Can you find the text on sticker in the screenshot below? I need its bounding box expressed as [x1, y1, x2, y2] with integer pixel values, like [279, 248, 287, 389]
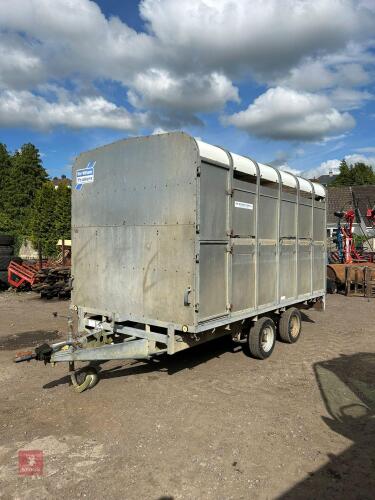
[234, 201, 253, 210]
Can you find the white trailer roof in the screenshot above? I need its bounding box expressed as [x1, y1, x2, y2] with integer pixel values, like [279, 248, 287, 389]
[195, 139, 325, 198]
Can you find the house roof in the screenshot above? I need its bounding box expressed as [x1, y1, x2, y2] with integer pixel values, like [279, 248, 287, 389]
[326, 185, 375, 224]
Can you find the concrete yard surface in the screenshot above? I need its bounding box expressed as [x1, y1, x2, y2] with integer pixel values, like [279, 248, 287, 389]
[0, 291, 374, 499]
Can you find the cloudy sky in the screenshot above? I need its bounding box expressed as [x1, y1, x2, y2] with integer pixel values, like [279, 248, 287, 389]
[0, 0, 374, 178]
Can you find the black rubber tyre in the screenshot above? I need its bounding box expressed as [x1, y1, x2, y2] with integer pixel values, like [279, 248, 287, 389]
[279, 307, 302, 344]
[245, 317, 276, 360]
[0, 271, 8, 284]
[0, 235, 14, 246]
[71, 367, 99, 393]
[0, 246, 13, 255]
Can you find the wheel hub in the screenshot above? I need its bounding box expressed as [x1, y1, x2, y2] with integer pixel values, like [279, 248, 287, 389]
[261, 326, 274, 352]
[289, 316, 301, 338]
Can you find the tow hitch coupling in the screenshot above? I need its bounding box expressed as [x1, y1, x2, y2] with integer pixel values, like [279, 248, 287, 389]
[14, 343, 53, 364]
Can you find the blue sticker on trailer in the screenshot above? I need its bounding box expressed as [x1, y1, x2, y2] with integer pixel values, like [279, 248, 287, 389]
[75, 161, 96, 190]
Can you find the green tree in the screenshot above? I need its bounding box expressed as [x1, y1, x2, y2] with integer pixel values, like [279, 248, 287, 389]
[0, 143, 12, 206]
[29, 182, 58, 257]
[0, 143, 12, 234]
[332, 159, 351, 186]
[29, 181, 71, 258]
[0, 211, 12, 234]
[55, 182, 71, 240]
[0, 141, 72, 256]
[349, 162, 375, 185]
[332, 159, 375, 186]
[2, 143, 48, 239]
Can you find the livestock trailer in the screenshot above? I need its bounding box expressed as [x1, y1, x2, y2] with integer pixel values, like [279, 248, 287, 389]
[16, 132, 326, 391]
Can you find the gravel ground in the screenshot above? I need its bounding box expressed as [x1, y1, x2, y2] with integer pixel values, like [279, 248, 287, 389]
[0, 291, 374, 499]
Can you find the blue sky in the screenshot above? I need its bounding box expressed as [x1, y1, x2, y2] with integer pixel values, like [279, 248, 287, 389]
[0, 0, 374, 179]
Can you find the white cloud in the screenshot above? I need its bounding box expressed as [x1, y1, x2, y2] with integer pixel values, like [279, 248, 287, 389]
[276, 61, 336, 92]
[0, 0, 374, 131]
[345, 153, 375, 166]
[330, 87, 374, 110]
[0, 34, 45, 89]
[274, 45, 375, 113]
[334, 62, 372, 88]
[276, 59, 372, 92]
[360, 0, 375, 11]
[0, 89, 148, 131]
[303, 159, 341, 179]
[128, 70, 239, 113]
[0, 0, 158, 85]
[140, 0, 375, 78]
[271, 164, 302, 176]
[223, 87, 355, 141]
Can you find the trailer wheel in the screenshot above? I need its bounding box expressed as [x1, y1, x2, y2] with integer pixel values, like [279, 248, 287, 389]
[70, 367, 99, 393]
[245, 317, 276, 359]
[279, 308, 301, 344]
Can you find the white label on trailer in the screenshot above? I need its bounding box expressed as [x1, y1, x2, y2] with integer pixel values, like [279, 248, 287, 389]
[234, 201, 253, 210]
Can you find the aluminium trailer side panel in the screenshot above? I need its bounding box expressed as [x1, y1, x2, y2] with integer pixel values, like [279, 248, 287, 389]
[71, 133, 198, 327]
[280, 194, 297, 300]
[198, 160, 230, 321]
[196, 153, 326, 328]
